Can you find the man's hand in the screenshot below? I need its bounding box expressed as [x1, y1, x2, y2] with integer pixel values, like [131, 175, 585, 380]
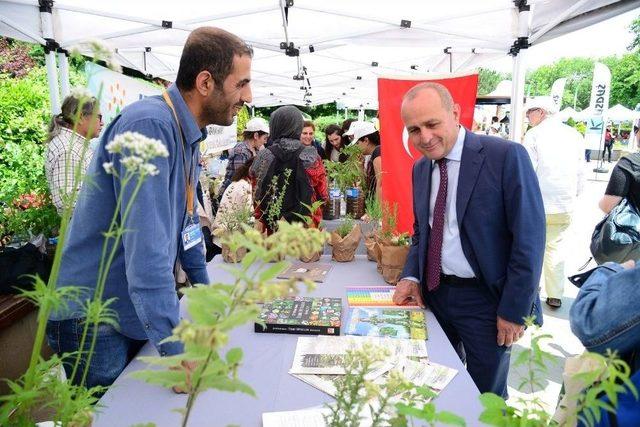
[393, 279, 425, 308]
[496, 316, 525, 347]
[171, 360, 198, 394]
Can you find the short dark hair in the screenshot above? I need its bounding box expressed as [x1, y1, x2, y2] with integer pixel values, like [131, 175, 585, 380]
[176, 27, 253, 91]
[232, 157, 254, 182]
[303, 120, 315, 131]
[242, 130, 268, 141]
[362, 131, 380, 146]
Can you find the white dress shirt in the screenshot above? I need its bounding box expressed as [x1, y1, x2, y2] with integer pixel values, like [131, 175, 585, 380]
[522, 117, 585, 214]
[404, 126, 475, 283]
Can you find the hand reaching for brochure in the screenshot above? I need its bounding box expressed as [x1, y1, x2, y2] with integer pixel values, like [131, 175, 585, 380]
[393, 279, 425, 308]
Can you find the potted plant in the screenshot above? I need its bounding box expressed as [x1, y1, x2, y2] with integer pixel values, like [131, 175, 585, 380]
[331, 214, 362, 262]
[340, 144, 366, 219]
[294, 200, 326, 263]
[322, 161, 343, 220]
[213, 204, 254, 263]
[376, 203, 411, 284]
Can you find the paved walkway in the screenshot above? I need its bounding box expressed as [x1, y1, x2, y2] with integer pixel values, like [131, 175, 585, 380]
[507, 160, 614, 415]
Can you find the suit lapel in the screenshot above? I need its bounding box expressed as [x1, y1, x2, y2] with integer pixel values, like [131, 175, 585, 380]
[456, 131, 485, 224]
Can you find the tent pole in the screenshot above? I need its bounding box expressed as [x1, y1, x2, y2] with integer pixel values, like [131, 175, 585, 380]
[508, 2, 530, 142]
[509, 51, 527, 142]
[45, 50, 61, 115]
[57, 50, 71, 99]
[40, 0, 61, 115]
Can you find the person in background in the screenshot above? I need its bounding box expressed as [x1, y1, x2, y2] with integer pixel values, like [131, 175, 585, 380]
[599, 145, 640, 214]
[251, 106, 328, 231]
[217, 117, 268, 198]
[212, 158, 254, 253]
[341, 118, 355, 145]
[570, 259, 640, 425]
[300, 120, 325, 158]
[522, 96, 585, 309]
[352, 122, 381, 202]
[603, 127, 614, 163]
[45, 91, 103, 213]
[323, 124, 348, 162]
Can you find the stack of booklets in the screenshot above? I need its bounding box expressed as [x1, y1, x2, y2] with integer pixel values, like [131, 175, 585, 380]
[287, 335, 456, 399]
[255, 296, 342, 336]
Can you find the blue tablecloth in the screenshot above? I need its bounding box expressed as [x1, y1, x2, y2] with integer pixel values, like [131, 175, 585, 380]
[95, 255, 482, 426]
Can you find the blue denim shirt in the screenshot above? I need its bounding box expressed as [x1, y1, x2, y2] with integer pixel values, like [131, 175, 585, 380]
[570, 262, 640, 357]
[51, 84, 209, 356]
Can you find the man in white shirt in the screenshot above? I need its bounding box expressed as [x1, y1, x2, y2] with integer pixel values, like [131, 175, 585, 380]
[522, 96, 585, 308]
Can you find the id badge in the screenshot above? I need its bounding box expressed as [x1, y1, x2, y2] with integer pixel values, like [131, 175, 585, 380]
[181, 222, 203, 251]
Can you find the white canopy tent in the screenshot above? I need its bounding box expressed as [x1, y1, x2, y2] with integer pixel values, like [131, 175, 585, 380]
[607, 103, 640, 122]
[1, 0, 639, 140]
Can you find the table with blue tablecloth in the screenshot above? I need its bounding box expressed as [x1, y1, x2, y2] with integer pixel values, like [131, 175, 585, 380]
[95, 255, 482, 426]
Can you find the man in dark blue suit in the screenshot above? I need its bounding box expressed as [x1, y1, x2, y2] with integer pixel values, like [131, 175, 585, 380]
[393, 82, 545, 397]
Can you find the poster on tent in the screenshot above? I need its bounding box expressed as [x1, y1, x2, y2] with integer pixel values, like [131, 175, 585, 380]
[202, 119, 238, 156]
[86, 62, 162, 126]
[584, 63, 611, 151]
[378, 73, 478, 235]
[86, 62, 238, 153]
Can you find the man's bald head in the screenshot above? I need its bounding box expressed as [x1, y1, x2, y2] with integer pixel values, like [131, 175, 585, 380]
[402, 82, 454, 111]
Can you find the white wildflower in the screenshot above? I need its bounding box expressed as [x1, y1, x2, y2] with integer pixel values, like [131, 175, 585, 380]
[105, 132, 168, 176]
[103, 162, 114, 175]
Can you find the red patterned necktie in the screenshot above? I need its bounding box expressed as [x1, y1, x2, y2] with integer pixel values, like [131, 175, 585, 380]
[426, 158, 448, 292]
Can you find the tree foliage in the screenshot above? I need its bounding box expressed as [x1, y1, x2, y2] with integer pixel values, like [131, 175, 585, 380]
[478, 68, 510, 96]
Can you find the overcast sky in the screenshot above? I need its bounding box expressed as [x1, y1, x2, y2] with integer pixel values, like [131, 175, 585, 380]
[487, 8, 639, 73]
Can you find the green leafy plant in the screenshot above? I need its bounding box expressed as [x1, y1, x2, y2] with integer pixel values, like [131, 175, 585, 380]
[261, 168, 292, 232]
[214, 203, 254, 235]
[323, 144, 363, 194]
[324, 344, 464, 427]
[335, 214, 356, 238]
[132, 221, 329, 427]
[478, 317, 638, 427]
[293, 200, 325, 227]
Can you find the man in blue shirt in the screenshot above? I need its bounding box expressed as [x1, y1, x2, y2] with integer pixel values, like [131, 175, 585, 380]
[47, 27, 253, 389]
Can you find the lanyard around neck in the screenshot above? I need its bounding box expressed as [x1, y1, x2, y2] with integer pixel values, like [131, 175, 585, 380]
[162, 91, 195, 218]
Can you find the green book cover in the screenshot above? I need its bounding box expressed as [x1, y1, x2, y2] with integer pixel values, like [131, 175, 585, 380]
[345, 307, 427, 340]
[255, 297, 342, 336]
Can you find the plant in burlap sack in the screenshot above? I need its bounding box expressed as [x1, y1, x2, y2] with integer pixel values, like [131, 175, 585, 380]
[214, 203, 254, 263]
[294, 200, 326, 262]
[331, 214, 362, 262]
[132, 221, 329, 427]
[374, 202, 410, 284]
[363, 195, 382, 261]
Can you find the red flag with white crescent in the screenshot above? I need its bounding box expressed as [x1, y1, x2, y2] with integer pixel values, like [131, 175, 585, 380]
[378, 74, 478, 234]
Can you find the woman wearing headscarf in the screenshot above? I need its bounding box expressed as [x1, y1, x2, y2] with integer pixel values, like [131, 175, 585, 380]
[250, 106, 328, 232]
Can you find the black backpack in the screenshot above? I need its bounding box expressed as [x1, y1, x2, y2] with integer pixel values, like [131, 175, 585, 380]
[258, 145, 313, 231]
[0, 243, 52, 294]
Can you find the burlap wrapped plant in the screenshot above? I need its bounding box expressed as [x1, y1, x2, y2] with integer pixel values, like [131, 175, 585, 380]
[364, 233, 378, 262]
[221, 243, 247, 263]
[331, 216, 361, 262]
[379, 235, 410, 284]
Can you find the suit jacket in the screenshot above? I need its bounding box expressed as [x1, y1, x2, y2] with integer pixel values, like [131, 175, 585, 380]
[401, 130, 545, 325]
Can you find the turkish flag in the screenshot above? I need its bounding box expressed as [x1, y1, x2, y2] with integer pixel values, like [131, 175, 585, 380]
[378, 74, 478, 234]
